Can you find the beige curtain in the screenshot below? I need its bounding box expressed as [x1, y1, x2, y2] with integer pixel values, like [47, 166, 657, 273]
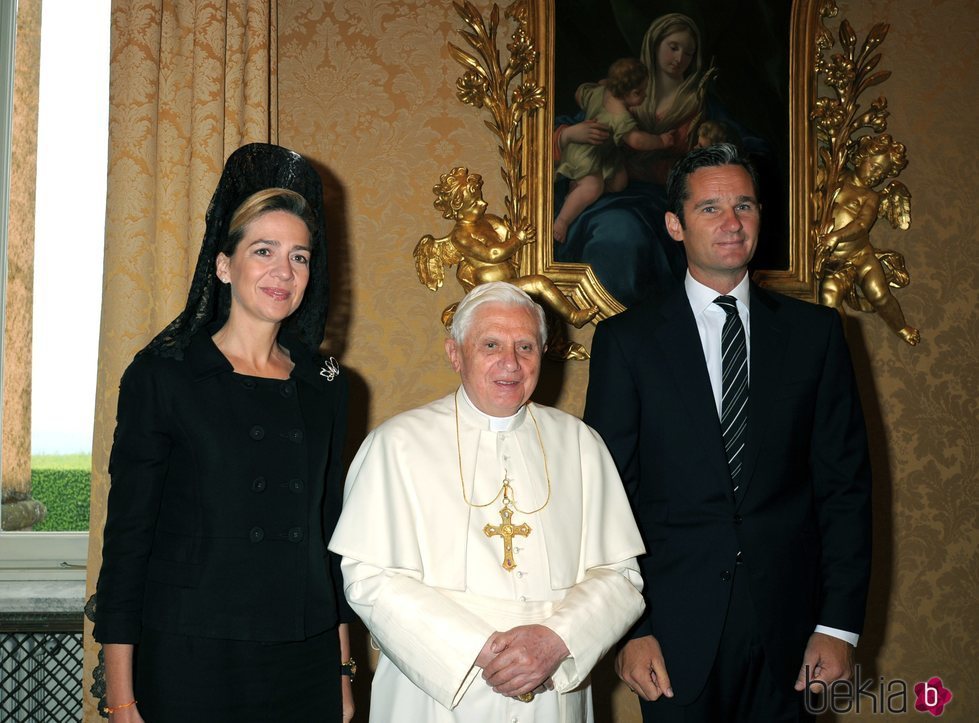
[83, 1, 277, 719]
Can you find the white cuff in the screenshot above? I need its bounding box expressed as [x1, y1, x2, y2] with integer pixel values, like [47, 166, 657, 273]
[814, 624, 859, 647]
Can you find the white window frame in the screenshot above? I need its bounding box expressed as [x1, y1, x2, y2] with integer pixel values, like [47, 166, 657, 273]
[0, 0, 89, 582]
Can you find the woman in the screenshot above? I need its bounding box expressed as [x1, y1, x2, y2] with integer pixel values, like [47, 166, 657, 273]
[553, 13, 715, 306]
[94, 143, 354, 721]
[626, 12, 714, 183]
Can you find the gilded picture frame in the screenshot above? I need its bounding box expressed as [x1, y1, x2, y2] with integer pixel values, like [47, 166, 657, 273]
[521, 0, 828, 318]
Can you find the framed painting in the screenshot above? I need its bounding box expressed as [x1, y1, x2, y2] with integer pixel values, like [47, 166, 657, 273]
[521, 0, 826, 317]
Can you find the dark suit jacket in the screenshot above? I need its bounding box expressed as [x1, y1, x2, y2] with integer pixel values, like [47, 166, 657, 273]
[584, 282, 872, 703]
[95, 330, 352, 644]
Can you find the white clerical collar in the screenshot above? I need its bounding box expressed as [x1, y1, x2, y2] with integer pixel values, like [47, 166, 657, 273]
[458, 386, 526, 431]
[684, 270, 751, 316]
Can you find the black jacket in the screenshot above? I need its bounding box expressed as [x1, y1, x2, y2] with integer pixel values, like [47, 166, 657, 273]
[585, 283, 872, 703]
[95, 330, 352, 643]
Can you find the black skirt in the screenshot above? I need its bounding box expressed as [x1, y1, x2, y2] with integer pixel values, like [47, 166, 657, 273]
[134, 627, 342, 722]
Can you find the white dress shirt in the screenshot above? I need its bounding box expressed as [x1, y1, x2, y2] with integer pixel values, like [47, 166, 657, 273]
[685, 272, 751, 417]
[683, 271, 859, 648]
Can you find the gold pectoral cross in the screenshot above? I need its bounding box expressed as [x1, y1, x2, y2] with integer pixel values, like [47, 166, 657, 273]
[483, 501, 531, 572]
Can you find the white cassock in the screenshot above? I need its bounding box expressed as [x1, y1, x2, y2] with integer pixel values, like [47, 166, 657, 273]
[329, 388, 646, 722]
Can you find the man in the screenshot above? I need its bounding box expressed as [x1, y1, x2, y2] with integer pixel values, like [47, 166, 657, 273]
[585, 144, 872, 721]
[330, 281, 646, 721]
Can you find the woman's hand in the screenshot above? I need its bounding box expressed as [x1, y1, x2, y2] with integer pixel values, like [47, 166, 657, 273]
[103, 645, 143, 722]
[106, 702, 144, 722]
[339, 624, 355, 721]
[342, 675, 355, 721]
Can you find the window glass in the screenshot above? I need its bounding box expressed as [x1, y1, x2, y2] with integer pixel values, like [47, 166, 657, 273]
[27, 0, 111, 533]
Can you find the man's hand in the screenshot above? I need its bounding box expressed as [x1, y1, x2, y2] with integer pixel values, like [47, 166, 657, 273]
[794, 632, 854, 692]
[476, 632, 502, 669]
[480, 625, 570, 698]
[615, 635, 674, 702]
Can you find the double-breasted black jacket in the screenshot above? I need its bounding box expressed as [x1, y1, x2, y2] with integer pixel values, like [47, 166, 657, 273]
[95, 330, 352, 644]
[584, 283, 872, 703]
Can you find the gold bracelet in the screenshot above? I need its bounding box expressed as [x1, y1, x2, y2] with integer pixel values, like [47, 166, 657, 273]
[103, 699, 137, 715]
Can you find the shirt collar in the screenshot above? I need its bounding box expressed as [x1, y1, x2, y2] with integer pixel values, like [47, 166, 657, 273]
[684, 270, 751, 315]
[458, 386, 527, 431]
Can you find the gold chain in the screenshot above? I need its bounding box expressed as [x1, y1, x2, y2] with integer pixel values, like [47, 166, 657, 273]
[454, 390, 552, 514]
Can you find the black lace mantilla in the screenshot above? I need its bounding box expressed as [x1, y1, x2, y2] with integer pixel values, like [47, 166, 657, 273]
[139, 143, 331, 360]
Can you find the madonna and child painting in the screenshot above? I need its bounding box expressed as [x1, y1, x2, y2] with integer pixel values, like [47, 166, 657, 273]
[552, 2, 790, 307]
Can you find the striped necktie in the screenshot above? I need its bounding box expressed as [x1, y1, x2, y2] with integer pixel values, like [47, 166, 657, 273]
[714, 295, 748, 495]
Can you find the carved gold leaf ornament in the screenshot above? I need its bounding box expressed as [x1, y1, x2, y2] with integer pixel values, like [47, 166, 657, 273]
[811, 7, 920, 346]
[413, 1, 596, 358]
[447, 0, 542, 229]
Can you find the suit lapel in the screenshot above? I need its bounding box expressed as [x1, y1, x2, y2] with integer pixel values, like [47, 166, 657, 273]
[737, 284, 786, 507]
[654, 288, 731, 494]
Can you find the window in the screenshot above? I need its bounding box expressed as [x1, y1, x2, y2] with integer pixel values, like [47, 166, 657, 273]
[1, 0, 111, 580]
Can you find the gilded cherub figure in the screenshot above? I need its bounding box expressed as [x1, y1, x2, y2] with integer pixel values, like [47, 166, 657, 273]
[815, 133, 919, 345]
[414, 166, 599, 327]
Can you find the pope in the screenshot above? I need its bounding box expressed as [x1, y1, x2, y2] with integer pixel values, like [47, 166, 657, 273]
[330, 281, 645, 722]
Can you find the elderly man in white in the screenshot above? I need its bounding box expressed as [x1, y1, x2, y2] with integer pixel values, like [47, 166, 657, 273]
[329, 282, 645, 722]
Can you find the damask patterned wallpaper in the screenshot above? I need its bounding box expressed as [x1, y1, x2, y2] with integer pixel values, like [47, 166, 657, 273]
[830, 3, 978, 721]
[278, 1, 977, 720]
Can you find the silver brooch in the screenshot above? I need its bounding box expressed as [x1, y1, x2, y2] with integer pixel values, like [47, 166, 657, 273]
[320, 356, 340, 381]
